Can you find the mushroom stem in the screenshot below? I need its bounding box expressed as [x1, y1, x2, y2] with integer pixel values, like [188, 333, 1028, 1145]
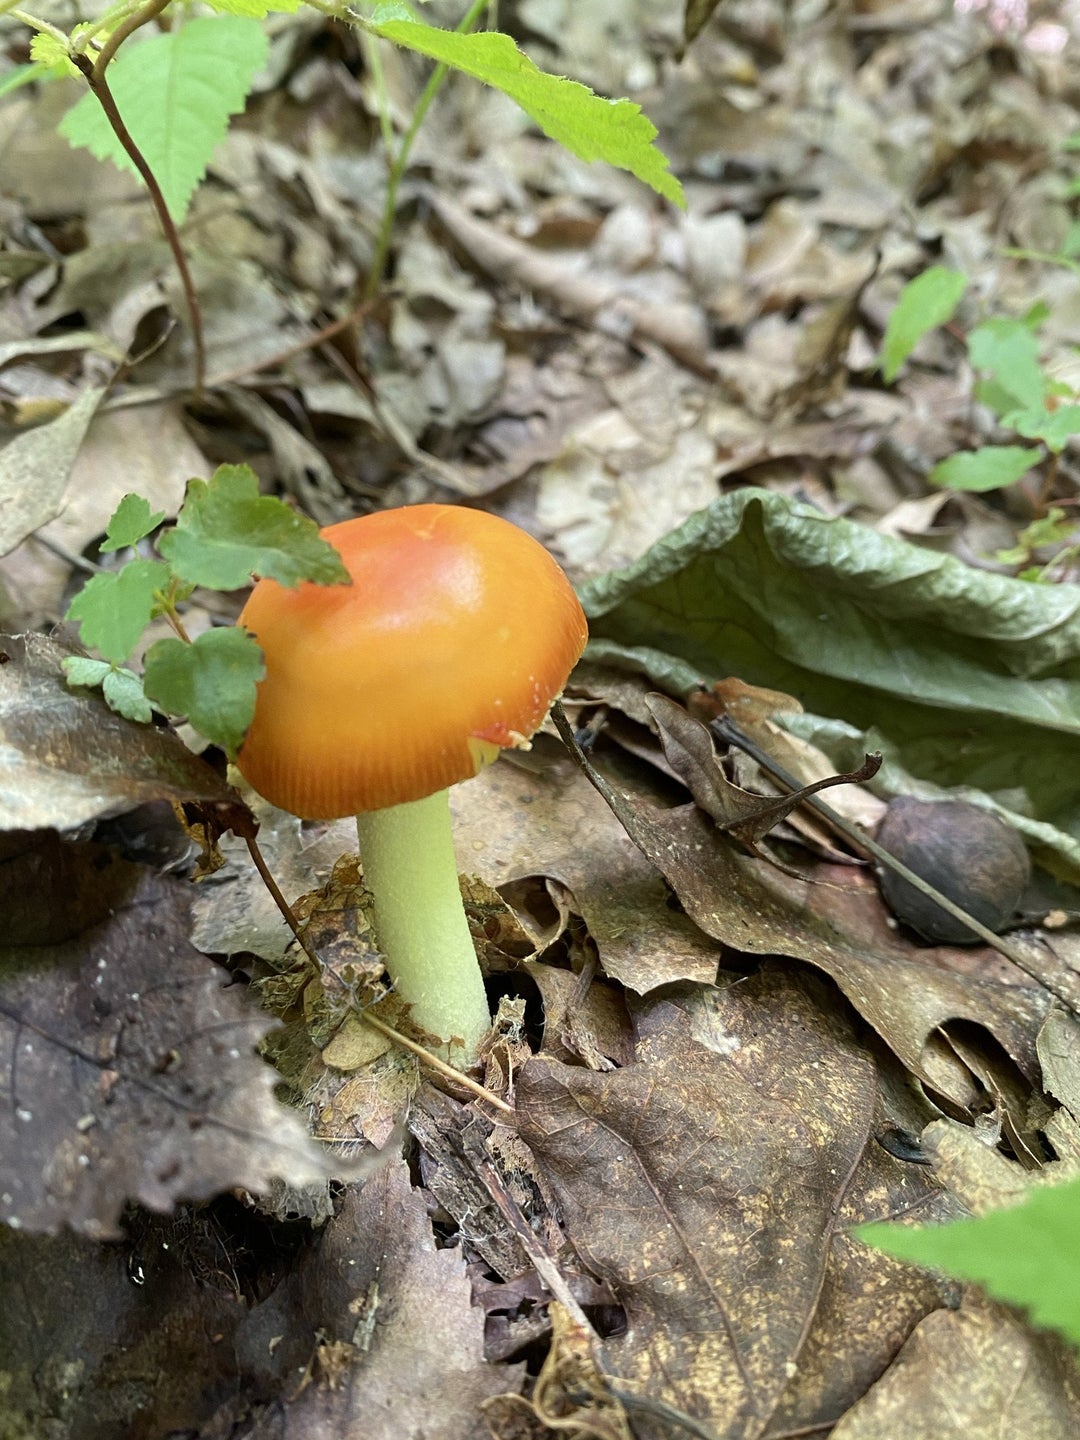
[356, 788, 490, 1067]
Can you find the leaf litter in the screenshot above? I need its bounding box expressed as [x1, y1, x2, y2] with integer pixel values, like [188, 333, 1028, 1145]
[4, 0, 1080, 1434]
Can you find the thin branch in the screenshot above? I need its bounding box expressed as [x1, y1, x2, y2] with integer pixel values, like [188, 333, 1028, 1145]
[363, 0, 490, 300]
[70, 1, 207, 397]
[243, 832, 513, 1115]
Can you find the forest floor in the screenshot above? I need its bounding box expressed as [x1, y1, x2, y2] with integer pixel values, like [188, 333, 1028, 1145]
[3, 0, 1080, 1437]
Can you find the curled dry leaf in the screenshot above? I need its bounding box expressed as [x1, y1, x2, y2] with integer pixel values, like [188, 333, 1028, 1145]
[560, 730, 1049, 1108]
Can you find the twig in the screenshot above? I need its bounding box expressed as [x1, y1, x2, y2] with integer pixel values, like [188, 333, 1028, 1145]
[361, 0, 490, 300]
[243, 833, 512, 1114]
[71, 0, 207, 396]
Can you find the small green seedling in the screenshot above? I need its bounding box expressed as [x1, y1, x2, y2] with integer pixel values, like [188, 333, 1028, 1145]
[860, 1172, 1080, 1353]
[63, 464, 349, 755]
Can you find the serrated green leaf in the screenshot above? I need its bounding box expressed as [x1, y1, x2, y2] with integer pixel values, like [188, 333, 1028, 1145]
[101, 493, 166, 552]
[28, 33, 77, 78]
[158, 465, 350, 591]
[1010, 405, 1080, 453]
[858, 1176, 1080, 1350]
[61, 655, 112, 689]
[367, 18, 684, 208]
[59, 16, 267, 223]
[203, 0, 299, 13]
[968, 318, 1045, 411]
[144, 627, 265, 754]
[65, 560, 171, 664]
[102, 667, 153, 723]
[880, 266, 967, 382]
[929, 445, 1039, 493]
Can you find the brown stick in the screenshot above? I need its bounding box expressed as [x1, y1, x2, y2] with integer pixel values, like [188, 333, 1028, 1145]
[73, 5, 207, 396]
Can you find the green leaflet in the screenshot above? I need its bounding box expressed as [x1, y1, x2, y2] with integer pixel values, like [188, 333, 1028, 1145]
[158, 466, 350, 590]
[144, 627, 265, 757]
[59, 16, 268, 222]
[880, 266, 967, 381]
[859, 1175, 1080, 1351]
[367, 17, 685, 208]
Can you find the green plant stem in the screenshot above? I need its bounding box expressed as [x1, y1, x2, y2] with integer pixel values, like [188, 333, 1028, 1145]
[93, 0, 166, 71]
[356, 789, 491, 1066]
[71, 0, 207, 397]
[363, 0, 489, 300]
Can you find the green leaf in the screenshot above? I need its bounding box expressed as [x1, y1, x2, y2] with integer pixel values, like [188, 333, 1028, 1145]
[366, 18, 684, 208]
[968, 318, 1045, 411]
[102, 667, 153, 723]
[880, 267, 967, 382]
[858, 1176, 1080, 1350]
[27, 33, 78, 78]
[929, 445, 1039, 493]
[144, 627, 265, 755]
[1016, 508, 1075, 551]
[65, 560, 171, 664]
[1009, 405, 1080, 453]
[100, 493, 166, 552]
[0, 63, 54, 99]
[580, 488, 1080, 874]
[61, 656, 112, 690]
[59, 16, 267, 223]
[158, 464, 351, 591]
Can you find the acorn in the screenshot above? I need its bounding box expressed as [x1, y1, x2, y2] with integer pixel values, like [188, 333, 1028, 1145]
[875, 797, 1030, 945]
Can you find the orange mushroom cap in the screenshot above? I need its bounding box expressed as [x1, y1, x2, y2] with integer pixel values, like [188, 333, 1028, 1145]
[235, 505, 588, 820]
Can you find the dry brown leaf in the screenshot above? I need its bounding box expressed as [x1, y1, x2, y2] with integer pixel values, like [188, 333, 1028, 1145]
[518, 972, 880, 1438]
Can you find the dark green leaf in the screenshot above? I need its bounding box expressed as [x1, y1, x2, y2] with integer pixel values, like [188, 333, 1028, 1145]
[143, 627, 265, 755]
[859, 1176, 1080, 1350]
[101, 493, 166, 552]
[880, 267, 967, 382]
[65, 560, 171, 664]
[929, 446, 1039, 493]
[158, 465, 350, 591]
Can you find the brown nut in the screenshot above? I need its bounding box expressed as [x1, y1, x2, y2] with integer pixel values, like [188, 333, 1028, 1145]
[876, 797, 1030, 945]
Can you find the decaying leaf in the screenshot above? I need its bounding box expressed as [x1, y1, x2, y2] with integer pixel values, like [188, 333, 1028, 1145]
[0, 632, 241, 833]
[230, 1158, 523, 1438]
[517, 972, 931, 1437]
[0, 860, 371, 1236]
[830, 1300, 1080, 1440]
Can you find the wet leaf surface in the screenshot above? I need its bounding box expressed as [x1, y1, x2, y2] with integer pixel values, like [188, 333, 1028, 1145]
[0, 860, 364, 1236]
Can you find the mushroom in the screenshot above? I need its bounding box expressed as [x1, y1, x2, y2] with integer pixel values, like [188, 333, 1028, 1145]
[236, 504, 588, 1067]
